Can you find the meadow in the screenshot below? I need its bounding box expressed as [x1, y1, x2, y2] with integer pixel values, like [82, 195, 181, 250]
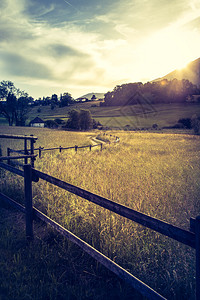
[0, 126, 200, 299]
[1, 101, 199, 130]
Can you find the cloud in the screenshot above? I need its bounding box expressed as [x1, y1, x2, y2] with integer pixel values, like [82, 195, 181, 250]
[46, 44, 89, 59]
[0, 51, 53, 79]
[0, 0, 200, 99]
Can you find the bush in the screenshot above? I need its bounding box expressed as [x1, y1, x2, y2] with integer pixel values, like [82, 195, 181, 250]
[152, 124, 158, 129]
[172, 123, 185, 129]
[54, 118, 64, 125]
[191, 114, 200, 134]
[45, 120, 59, 129]
[178, 118, 192, 129]
[66, 109, 95, 130]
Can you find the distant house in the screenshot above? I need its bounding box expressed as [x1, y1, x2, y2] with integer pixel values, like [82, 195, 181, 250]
[76, 97, 88, 102]
[29, 117, 45, 128]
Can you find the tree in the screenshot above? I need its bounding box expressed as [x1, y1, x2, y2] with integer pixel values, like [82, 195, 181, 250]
[79, 110, 93, 130]
[103, 79, 199, 106]
[91, 94, 97, 100]
[0, 80, 31, 126]
[60, 92, 73, 107]
[66, 109, 93, 130]
[45, 120, 59, 129]
[66, 109, 80, 130]
[50, 94, 58, 110]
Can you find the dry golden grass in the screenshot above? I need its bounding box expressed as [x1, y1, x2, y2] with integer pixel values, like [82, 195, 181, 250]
[1, 127, 200, 299]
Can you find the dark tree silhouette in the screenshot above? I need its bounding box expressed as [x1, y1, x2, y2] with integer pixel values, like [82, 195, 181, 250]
[0, 80, 31, 126]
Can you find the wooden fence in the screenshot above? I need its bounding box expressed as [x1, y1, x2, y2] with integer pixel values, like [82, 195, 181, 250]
[0, 134, 37, 167]
[5, 134, 120, 159]
[0, 161, 200, 300]
[0, 134, 199, 300]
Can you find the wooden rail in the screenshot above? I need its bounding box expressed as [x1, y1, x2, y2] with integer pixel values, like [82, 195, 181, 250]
[0, 162, 200, 299]
[0, 134, 37, 140]
[7, 134, 119, 159]
[0, 154, 37, 161]
[1, 134, 37, 167]
[34, 169, 195, 248]
[10, 143, 105, 159]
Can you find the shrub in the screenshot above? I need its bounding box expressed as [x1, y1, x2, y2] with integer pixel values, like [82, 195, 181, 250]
[172, 123, 185, 129]
[152, 124, 158, 129]
[178, 118, 192, 129]
[54, 118, 64, 125]
[45, 120, 58, 129]
[66, 109, 97, 130]
[191, 114, 200, 134]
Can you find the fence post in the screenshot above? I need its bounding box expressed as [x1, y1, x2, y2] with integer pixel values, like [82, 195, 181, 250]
[90, 145, 92, 151]
[7, 147, 10, 165]
[39, 147, 42, 158]
[30, 136, 35, 168]
[24, 164, 33, 241]
[24, 138, 28, 165]
[196, 216, 200, 300]
[75, 145, 78, 153]
[59, 146, 62, 153]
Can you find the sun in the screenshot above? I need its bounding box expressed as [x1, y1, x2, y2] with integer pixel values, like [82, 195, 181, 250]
[137, 26, 200, 79]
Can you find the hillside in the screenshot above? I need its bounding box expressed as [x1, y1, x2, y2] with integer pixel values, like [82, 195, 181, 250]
[76, 92, 105, 100]
[154, 57, 200, 87]
[24, 102, 200, 130]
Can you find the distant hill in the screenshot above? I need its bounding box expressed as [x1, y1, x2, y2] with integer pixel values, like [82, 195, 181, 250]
[76, 92, 105, 100]
[154, 57, 200, 87]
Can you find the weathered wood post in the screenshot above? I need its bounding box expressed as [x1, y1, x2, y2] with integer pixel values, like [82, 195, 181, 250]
[59, 146, 62, 153]
[7, 147, 10, 165]
[24, 164, 33, 240]
[24, 137, 28, 165]
[30, 135, 35, 168]
[39, 147, 42, 158]
[196, 216, 200, 300]
[75, 145, 78, 153]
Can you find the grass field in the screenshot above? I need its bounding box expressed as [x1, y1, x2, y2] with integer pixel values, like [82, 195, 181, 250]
[1, 102, 200, 129]
[0, 127, 200, 299]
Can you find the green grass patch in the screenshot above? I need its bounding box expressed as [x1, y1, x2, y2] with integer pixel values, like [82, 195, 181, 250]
[1, 102, 199, 129]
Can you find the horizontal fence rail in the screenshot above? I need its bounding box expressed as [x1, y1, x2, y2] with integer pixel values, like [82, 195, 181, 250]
[1, 134, 37, 167]
[0, 192, 25, 213]
[34, 169, 196, 248]
[0, 134, 37, 140]
[33, 207, 166, 300]
[6, 134, 120, 159]
[0, 190, 166, 300]
[0, 162, 39, 182]
[0, 160, 200, 300]
[0, 154, 37, 161]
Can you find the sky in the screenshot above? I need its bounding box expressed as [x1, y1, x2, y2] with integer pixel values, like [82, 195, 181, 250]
[1, 0, 200, 99]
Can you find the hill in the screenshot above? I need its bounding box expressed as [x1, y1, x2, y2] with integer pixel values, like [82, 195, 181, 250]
[23, 102, 200, 130]
[154, 57, 200, 87]
[76, 92, 105, 100]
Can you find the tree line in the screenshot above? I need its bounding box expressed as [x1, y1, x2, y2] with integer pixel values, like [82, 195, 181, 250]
[0, 81, 33, 126]
[34, 92, 74, 109]
[103, 79, 200, 106]
[45, 109, 101, 130]
[0, 80, 75, 126]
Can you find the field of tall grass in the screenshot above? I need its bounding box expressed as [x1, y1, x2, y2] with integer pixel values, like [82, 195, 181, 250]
[1, 126, 200, 299]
